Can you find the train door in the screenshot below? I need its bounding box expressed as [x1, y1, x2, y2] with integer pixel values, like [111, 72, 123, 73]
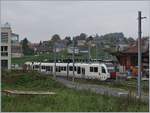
[67, 64, 69, 79]
[77, 67, 81, 74]
[81, 68, 85, 78]
[49, 66, 53, 74]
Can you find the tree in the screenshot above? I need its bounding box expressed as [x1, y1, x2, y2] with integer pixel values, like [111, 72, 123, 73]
[87, 36, 93, 42]
[79, 33, 87, 40]
[64, 36, 72, 46]
[127, 37, 135, 44]
[39, 41, 42, 46]
[51, 34, 61, 43]
[21, 38, 34, 55]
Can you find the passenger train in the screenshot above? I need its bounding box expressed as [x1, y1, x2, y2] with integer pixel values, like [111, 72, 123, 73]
[25, 62, 111, 81]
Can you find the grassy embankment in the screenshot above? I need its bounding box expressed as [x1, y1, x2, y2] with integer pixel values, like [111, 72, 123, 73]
[1, 70, 149, 112]
[74, 78, 149, 95]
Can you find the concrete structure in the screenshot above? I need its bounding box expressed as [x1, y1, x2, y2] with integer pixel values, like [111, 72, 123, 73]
[1, 23, 12, 69]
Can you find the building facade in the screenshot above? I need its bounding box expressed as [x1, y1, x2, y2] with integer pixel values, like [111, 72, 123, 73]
[1, 23, 12, 69]
[111, 37, 149, 77]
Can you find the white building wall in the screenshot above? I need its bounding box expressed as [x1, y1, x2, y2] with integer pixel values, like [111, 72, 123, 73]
[1, 26, 12, 70]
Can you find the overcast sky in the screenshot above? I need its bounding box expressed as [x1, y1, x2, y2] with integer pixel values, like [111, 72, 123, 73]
[1, 1, 150, 43]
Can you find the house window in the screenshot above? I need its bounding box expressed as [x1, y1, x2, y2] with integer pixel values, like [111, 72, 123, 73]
[1, 46, 8, 52]
[1, 32, 8, 43]
[4, 46, 8, 51]
[1, 60, 8, 69]
[1, 52, 8, 56]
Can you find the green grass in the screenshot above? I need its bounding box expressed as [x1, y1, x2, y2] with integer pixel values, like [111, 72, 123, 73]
[1, 70, 149, 112]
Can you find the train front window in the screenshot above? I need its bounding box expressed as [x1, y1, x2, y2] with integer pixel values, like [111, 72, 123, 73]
[102, 67, 106, 73]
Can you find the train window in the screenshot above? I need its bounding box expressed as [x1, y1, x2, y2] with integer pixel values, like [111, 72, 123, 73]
[102, 67, 106, 73]
[61, 67, 64, 71]
[42, 66, 45, 69]
[46, 66, 50, 71]
[69, 66, 73, 71]
[50, 67, 53, 72]
[94, 67, 98, 72]
[59, 66, 61, 72]
[77, 67, 81, 74]
[64, 67, 66, 71]
[74, 66, 76, 71]
[90, 67, 93, 72]
[35, 65, 39, 68]
[56, 66, 58, 72]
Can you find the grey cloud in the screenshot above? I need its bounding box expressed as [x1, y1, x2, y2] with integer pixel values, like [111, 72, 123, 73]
[1, 1, 150, 42]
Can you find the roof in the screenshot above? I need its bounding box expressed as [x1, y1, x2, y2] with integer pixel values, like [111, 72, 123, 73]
[118, 37, 149, 54]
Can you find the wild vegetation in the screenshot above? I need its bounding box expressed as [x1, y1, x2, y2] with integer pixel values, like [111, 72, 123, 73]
[1, 70, 149, 112]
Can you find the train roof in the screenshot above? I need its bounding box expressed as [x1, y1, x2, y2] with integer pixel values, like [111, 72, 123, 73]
[68, 62, 106, 66]
[25, 62, 107, 67]
[41, 62, 54, 65]
[25, 61, 32, 65]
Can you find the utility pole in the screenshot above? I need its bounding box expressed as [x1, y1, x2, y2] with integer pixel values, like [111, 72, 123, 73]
[72, 37, 75, 82]
[137, 11, 146, 99]
[88, 41, 91, 63]
[95, 34, 98, 61]
[54, 43, 56, 79]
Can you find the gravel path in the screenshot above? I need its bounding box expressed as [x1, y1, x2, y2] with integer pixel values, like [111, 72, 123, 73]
[56, 77, 149, 103]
